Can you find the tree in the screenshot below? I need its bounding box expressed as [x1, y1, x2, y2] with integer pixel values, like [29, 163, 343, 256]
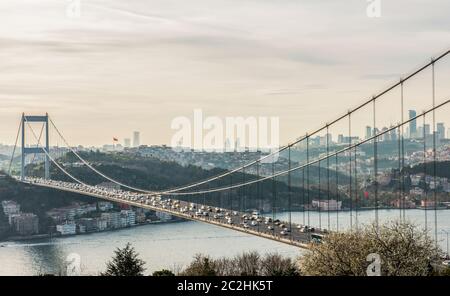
[152, 269, 175, 276]
[260, 253, 300, 276]
[299, 221, 441, 276]
[180, 254, 217, 276]
[101, 243, 146, 276]
[180, 252, 301, 276]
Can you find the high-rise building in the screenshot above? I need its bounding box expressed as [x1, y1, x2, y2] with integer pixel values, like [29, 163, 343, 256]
[417, 126, 423, 138]
[389, 126, 398, 142]
[382, 127, 389, 141]
[124, 138, 131, 148]
[409, 110, 417, 139]
[365, 126, 372, 140]
[437, 123, 445, 140]
[133, 131, 140, 147]
[424, 124, 431, 137]
[448, 128, 450, 140]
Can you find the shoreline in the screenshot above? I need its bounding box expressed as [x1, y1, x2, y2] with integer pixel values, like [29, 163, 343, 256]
[0, 218, 186, 243]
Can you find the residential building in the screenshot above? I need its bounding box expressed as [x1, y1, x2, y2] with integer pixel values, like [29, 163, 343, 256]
[98, 201, 114, 212]
[1, 200, 20, 218]
[311, 199, 342, 211]
[133, 131, 140, 147]
[56, 222, 76, 235]
[10, 213, 39, 236]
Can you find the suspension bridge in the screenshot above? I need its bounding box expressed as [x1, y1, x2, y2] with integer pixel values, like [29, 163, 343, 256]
[6, 49, 450, 249]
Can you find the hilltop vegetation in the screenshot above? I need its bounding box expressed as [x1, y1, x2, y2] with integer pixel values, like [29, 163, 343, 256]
[25, 151, 348, 211]
[404, 161, 450, 179]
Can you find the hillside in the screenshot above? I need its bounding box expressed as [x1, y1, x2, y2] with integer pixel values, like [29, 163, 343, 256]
[25, 151, 349, 211]
[404, 161, 450, 179]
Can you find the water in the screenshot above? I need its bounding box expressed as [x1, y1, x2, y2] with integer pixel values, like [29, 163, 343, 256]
[276, 208, 450, 251]
[1, 209, 449, 276]
[0, 221, 304, 276]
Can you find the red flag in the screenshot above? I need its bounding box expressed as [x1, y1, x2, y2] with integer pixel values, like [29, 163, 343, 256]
[364, 191, 369, 199]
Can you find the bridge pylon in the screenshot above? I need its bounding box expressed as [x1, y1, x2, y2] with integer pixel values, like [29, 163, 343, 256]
[21, 113, 50, 181]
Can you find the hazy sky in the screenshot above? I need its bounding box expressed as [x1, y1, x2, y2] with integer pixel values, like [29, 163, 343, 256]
[1, 0, 449, 146]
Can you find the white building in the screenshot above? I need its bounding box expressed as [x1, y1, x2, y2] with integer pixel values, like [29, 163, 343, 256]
[56, 222, 77, 235]
[96, 218, 108, 231]
[156, 211, 172, 222]
[98, 201, 114, 212]
[133, 131, 140, 147]
[2, 200, 20, 218]
[121, 210, 136, 226]
[312, 199, 342, 211]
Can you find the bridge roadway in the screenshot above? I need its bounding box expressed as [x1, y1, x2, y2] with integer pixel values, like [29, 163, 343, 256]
[19, 178, 324, 249]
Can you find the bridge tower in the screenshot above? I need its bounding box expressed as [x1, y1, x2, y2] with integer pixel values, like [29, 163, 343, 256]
[21, 113, 50, 181]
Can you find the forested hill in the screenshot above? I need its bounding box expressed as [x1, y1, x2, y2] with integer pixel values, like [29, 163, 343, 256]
[25, 151, 350, 210]
[404, 161, 450, 179]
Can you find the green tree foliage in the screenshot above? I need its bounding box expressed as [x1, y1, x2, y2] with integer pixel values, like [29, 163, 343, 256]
[101, 243, 146, 276]
[152, 269, 175, 276]
[404, 161, 450, 179]
[27, 151, 344, 210]
[300, 221, 441, 276]
[180, 254, 217, 276]
[180, 252, 300, 276]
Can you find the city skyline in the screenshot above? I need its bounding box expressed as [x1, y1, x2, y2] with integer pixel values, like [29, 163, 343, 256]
[1, 1, 450, 146]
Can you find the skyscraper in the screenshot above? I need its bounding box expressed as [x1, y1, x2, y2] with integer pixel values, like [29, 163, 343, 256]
[124, 138, 131, 148]
[133, 131, 140, 147]
[424, 124, 430, 137]
[437, 123, 445, 140]
[365, 126, 372, 140]
[408, 110, 417, 139]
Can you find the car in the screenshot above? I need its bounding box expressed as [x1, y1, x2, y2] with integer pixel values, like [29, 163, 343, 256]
[267, 225, 274, 230]
[280, 231, 287, 236]
[443, 260, 450, 266]
[243, 223, 249, 228]
[251, 221, 258, 226]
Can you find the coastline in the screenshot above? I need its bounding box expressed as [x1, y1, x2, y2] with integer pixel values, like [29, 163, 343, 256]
[0, 218, 186, 243]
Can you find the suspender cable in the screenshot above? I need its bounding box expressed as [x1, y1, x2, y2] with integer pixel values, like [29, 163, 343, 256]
[423, 114, 428, 232]
[373, 100, 379, 231]
[349, 113, 353, 231]
[306, 135, 310, 228]
[8, 119, 22, 175]
[24, 118, 86, 185]
[161, 100, 449, 196]
[432, 61, 438, 247]
[318, 157, 321, 230]
[302, 167, 306, 226]
[397, 125, 402, 221]
[40, 52, 449, 197]
[272, 162, 276, 237]
[400, 81, 406, 222]
[288, 146, 292, 240]
[336, 153, 339, 232]
[327, 125, 331, 230]
[354, 145, 358, 230]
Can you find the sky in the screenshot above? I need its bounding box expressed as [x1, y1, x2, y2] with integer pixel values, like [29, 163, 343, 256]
[0, 0, 449, 147]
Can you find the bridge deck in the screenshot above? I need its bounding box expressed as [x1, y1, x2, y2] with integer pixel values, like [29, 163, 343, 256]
[20, 179, 322, 249]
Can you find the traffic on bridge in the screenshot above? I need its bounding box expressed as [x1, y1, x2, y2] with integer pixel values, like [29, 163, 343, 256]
[20, 176, 327, 248]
